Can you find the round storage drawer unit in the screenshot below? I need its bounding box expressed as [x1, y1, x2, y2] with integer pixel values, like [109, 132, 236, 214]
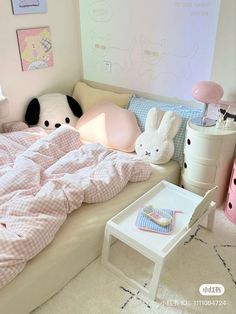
[182, 154, 217, 184]
[228, 160, 236, 194]
[224, 159, 236, 224]
[181, 175, 213, 197]
[181, 121, 236, 206]
[185, 129, 222, 161]
[224, 192, 236, 224]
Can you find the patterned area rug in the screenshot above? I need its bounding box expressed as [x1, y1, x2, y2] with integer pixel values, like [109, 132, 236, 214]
[33, 209, 235, 314]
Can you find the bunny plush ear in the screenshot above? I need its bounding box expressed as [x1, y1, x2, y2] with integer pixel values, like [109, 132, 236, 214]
[157, 111, 182, 140]
[145, 107, 164, 131]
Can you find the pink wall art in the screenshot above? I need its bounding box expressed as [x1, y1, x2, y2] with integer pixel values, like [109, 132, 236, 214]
[17, 27, 54, 72]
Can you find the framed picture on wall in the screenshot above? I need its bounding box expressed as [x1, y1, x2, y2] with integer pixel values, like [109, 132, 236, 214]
[16, 27, 54, 72]
[11, 0, 47, 15]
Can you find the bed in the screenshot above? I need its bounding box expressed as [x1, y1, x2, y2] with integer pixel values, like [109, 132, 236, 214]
[0, 126, 180, 314]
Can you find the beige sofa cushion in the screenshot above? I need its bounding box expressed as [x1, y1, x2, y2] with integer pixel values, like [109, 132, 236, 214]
[72, 81, 132, 112]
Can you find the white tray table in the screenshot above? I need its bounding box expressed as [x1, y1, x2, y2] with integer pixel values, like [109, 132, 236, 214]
[102, 180, 216, 300]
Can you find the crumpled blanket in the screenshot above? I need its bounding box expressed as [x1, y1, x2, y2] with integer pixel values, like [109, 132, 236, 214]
[0, 126, 152, 288]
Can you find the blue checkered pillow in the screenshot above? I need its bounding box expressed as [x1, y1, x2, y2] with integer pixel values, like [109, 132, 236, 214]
[128, 96, 203, 165]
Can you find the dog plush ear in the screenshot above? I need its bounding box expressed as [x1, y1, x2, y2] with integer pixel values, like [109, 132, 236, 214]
[66, 95, 83, 118]
[25, 98, 40, 125]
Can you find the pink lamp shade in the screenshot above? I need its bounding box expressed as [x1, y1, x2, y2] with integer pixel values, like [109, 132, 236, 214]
[192, 81, 224, 104]
[191, 81, 224, 127]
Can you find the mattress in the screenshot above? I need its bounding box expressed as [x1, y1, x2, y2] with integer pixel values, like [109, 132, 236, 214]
[0, 161, 180, 314]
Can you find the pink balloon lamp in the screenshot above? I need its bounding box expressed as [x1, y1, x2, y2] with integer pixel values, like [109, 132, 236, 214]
[192, 81, 224, 127]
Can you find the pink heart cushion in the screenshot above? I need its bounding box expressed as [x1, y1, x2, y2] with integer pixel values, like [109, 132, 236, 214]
[76, 102, 141, 152]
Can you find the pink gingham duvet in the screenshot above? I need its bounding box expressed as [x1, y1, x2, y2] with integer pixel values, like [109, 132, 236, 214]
[0, 126, 151, 288]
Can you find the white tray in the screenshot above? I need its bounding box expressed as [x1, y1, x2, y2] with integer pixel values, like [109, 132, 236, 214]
[108, 180, 216, 257]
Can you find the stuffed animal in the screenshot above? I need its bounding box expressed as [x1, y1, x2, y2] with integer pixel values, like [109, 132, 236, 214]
[25, 93, 83, 130]
[135, 107, 182, 164]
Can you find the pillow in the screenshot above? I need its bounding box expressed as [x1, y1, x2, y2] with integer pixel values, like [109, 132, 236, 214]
[72, 81, 132, 112]
[2, 121, 29, 133]
[135, 109, 182, 164]
[128, 96, 204, 165]
[76, 102, 141, 152]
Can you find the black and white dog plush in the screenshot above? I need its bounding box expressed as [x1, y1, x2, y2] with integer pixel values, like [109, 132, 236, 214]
[25, 93, 83, 130]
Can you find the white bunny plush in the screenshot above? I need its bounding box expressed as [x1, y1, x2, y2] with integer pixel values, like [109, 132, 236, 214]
[135, 107, 182, 164]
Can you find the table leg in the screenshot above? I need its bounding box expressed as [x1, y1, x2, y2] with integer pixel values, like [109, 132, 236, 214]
[206, 209, 215, 231]
[148, 259, 164, 301]
[101, 228, 112, 265]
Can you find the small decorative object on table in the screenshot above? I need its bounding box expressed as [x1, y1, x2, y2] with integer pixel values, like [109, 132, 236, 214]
[136, 206, 178, 234]
[142, 206, 173, 227]
[216, 100, 236, 130]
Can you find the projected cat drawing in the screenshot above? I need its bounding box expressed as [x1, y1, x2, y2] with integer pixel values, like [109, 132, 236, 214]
[91, 33, 134, 72]
[140, 37, 198, 81]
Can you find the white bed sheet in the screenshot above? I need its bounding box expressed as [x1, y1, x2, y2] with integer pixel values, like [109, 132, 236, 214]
[0, 161, 180, 314]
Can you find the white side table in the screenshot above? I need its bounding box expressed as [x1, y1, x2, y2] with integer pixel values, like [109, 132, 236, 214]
[102, 181, 216, 301]
[181, 121, 236, 206]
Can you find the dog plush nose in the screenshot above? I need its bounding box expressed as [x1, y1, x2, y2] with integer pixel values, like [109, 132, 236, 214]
[145, 151, 151, 156]
[55, 123, 61, 128]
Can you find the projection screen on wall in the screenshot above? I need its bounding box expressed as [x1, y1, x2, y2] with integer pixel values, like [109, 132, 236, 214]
[79, 0, 221, 101]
